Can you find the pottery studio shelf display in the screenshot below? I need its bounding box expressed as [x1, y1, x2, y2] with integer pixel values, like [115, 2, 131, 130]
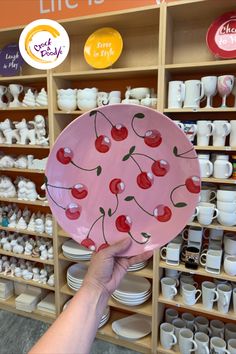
[0, 1, 235, 353]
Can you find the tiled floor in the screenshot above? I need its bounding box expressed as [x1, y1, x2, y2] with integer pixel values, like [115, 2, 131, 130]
[0, 310, 141, 354]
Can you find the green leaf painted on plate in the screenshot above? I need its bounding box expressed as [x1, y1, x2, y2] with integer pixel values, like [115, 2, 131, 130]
[173, 146, 178, 156]
[89, 110, 97, 116]
[108, 208, 112, 217]
[134, 113, 144, 119]
[141, 232, 151, 239]
[124, 196, 134, 201]
[99, 207, 105, 215]
[174, 202, 187, 208]
[122, 154, 130, 161]
[129, 146, 135, 155]
[96, 166, 102, 176]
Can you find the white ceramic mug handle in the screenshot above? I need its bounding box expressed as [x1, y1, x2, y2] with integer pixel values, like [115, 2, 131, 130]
[206, 161, 213, 176]
[189, 339, 198, 352]
[170, 333, 177, 346]
[212, 208, 219, 220]
[208, 123, 214, 136]
[209, 191, 217, 202]
[225, 162, 233, 177]
[224, 122, 231, 136]
[200, 253, 207, 266]
[212, 290, 219, 302]
[171, 286, 178, 297]
[195, 289, 202, 303]
[160, 247, 167, 260]
[196, 82, 204, 102]
[203, 344, 210, 354]
[223, 349, 231, 354]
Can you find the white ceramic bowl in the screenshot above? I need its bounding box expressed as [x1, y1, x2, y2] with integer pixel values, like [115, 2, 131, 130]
[57, 98, 77, 111]
[77, 99, 97, 111]
[129, 87, 150, 100]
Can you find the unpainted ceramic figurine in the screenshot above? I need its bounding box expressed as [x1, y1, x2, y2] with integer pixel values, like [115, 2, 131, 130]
[0, 119, 20, 144]
[14, 119, 36, 145]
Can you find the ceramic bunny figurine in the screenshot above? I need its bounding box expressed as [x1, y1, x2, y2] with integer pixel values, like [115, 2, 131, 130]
[32, 267, 40, 282]
[17, 179, 27, 200]
[47, 273, 55, 287]
[39, 244, 48, 260]
[45, 215, 53, 235]
[39, 269, 47, 284]
[35, 215, 45, 233]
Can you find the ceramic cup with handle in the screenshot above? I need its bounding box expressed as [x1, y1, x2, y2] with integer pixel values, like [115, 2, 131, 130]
[161, 277, 178, 300]
[202, 280, 219, 310]
[168, 81, 185, 108]
[210, 319, 225, 339]
[196, 120, 214, 146]
[200, 249, 223, 274]
[200, 187, 216, 203]
[181, 312, 195, 332]
[194, 316, 211, 335]
[201, 75, 217, 108]
[230, 120, 236, 147]
[194, 332, 210, 354]
[228, 339, 236, 354]
[218, 210, 236, 227]
[173, 318, 186, 344]
[184, 79, 204, 109]
[165, 308, 179, 323]
[182, 283, 201, 306]
[210, 337, 230, 354]
[160, 242, 181, 265]
[225, 323, 236, 342]
[197, 202, 219, 226]
[179, 328, 198, 354]
[224, 255, 236, 276]
[160, 322, 177, 350]
[213, 155, 233, 179]
[212, 120, 231, 147]
[198, 154, 213, 178]
[217, 283, 232, 314]
[224, 233, 236, 254]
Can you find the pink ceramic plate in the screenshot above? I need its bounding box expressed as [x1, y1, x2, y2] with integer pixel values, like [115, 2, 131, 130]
[45, 104, 200, 256]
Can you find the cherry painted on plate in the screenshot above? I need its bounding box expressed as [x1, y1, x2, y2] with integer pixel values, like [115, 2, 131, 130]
[45, 104, 200, 256]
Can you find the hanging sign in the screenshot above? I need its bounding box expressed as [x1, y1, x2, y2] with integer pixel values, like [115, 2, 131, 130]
[0, 44, 24, 76]
[206, 12, 236, 59]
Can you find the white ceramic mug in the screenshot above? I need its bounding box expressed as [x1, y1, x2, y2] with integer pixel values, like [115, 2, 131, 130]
[209, 228, 224, 242]
[197, 120, 214, 146]
[230, 120, 236, 147]
[225, 323, 236, 342]
[210, 337, 230, 354]
[184, 80, 204, 109]
[233, 288, 236, 313]
[201, 281, 219, 310]
[224, 255, 236, 276]
[217, 210, 236, 227]
[198, 154, 213, 178]
[182, 284, 201, 306]
[217, 200, 236, 213]
[200, 249, 222, 274]
[165, 308, 179, 323]
[182, 226, 204, 244]
[181, 312, 195, 331]
[200, 188, 216, 203]
[197, 202, 219, 226]
[224, 233, 236, 254]
[168, 81, 185, 108]
[210, 319, 225, 339]
[228, 339, 236, 354]
[213, 155, 232, 179]
[183, 122, 197, 142]
[217, 189, 236, 202]
[161, 277, 178, 300]
[194, 332, 210, 354]
[179, 328, 198, 354]
[212, 120, 231, 147]
[160, 322, 177, 350]
[217, 283, 232, 314]
[160, 243, 181, 265]
[173, 318, 186, 343]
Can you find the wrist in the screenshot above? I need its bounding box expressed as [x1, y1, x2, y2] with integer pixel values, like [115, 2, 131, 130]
[78, 281, 110, 307]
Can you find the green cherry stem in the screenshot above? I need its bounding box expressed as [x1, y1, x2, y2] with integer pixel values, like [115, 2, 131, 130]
[130, 156, 142, 173]
[131, 115, 145, 138]
[70, 160, 101, 174]
[128, 231, 150, 244]
[86, 214, 104, 239]
[45, 183, 65, 210]
[132, 152, 156, 162]
[109, 194, 119, 217]
[101, 215, 108, 244]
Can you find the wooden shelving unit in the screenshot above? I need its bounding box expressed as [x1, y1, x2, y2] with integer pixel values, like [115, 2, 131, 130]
[0, 1, 235, 353]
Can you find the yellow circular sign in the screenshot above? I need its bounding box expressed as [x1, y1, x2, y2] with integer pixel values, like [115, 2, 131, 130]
[84, 27, 123, 69]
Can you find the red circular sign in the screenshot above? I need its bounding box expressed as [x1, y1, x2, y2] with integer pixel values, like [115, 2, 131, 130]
[206, 12, 236, 59]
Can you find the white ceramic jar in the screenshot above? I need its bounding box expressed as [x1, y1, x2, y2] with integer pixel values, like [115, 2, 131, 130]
[213, 155, 232, 179]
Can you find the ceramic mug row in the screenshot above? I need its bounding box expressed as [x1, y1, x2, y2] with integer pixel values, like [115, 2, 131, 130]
[198, 153, 233, 179]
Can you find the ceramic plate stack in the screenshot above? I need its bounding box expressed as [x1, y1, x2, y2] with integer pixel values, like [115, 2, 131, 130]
[15, 293, 39, 313]
[63, 299, 110, 328]
[62, 239, 93, 261]
[112, 314, 152, 341]
[67, 263, 88, 291]
[112, 274, 151, 306]
[37, 293, 56, 314]
[0, 280, 14, 300]
[127, 260, 149, 272]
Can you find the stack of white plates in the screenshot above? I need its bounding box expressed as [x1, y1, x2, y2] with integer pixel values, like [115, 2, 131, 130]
[62, 239, 93, 261]
[112, 274, 151, 306]
[67, 263, 88, 291]
[0, 279, 14, 300]
[127, 260, 148, 272]
[63, 299, 110, 328]
[15, 293, 39, 313]
[37, 293, 56, 314]
[112, 314, 151, 341]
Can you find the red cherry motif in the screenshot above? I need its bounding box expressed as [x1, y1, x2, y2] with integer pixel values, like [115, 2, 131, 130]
[65, 203, 81, 220]
[97, 243, 110, 252]
[71, 184, 88, 199]
[111, 124, 128, 141]
[81, 238, 96, 251]
[144, 129, 162, 148]
[137, 172, 154, 189]
[153, 205, 172, 222]
[116, 215, 132, 232]
[185, 176, 201, 194]
[56, 147, 73, 164]
[95, 135, 111, 153]
[109, 178, 125, 194]
[152, 159, 170, 177]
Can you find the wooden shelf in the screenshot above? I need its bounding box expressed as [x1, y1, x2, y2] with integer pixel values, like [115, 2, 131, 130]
[0, 295, 55, 323]
[58, 228, 70, 238]
[201, 177, 236, 185]
[165, 60, 236, 73]
[0, 144, 49, 149]
[0, 168, 45, 174]
[53, 66, 159, 80]
[0, 74, 47, 83]
[54, 110, 84, 115]
[158, 294, 236, 321]
[194, 146, 236, 151]
[97, 309, 151, 354]
[157, 344, 179, 354]
[0, 197, 49, 207]
[0, 273, 55, 291]
[0, 249, 54, 265]
[0, 225, 52, 238]
[187, 220, 236, 232]
[60, 284, 152, 316]
[164, 107, 236, 113]
[0, 106, 48, 111]
[159, 260, 236, 282]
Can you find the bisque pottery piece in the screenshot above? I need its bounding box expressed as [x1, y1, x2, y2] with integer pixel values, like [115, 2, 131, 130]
[30, 115, 49, 146]
[32, 267, 40, 281]
[8, 84, 23, 107]
[14, 155, 28, 169]
[0, 176, 16, 198]
[35, 88, 48, 107]
[39, 244, 48, 260]
[0, 119, 20, 144]
[14, 119, 36, 145]
[22, 89, 36, 107]
[27, 155, 48, 170]
[39, 269, 47, 284]
[35, 217, 45, 233]
[0, 156, 15, 168]
[47, 274, 55, 287]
